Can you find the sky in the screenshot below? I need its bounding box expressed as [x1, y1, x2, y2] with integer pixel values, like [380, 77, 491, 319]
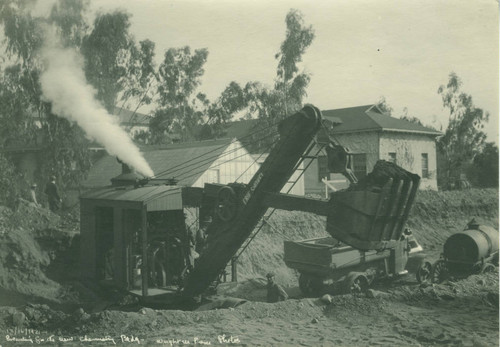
[47, 0, 500, 142]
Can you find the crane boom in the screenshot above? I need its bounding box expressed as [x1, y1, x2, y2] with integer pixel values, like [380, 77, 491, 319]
[182, 105, 323, 297]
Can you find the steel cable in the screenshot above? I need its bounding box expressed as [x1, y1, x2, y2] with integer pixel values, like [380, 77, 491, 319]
[151, 118, 283, 179]
[154, 130, 278, 179]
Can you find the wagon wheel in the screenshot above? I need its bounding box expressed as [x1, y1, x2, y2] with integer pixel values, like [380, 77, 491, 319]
[431, 260, 449, 283]
[472, 263, 483, 274]
[345, 272, 369, 294]
[215, 186, 238, 222]
[492, 253, 499, 266]
[416, 261, 432, 283]
[480, 263, 496, 274]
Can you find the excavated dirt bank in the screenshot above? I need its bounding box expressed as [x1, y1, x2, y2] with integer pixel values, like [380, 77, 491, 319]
[0, 273, 497, 346]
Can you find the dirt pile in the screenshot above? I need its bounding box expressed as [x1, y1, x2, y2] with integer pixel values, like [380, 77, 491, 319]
[236, 210, 326, 286]
[0, 271, 496, 346]
[407, 188, 498, 256]
[0, 200, 60, 237]
[0, 200, 80, 305]
[348, 160, 419, 191]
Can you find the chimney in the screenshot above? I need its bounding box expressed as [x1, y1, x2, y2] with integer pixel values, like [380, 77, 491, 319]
[121, 162, 133, 174]
[111, 159, 146, 187]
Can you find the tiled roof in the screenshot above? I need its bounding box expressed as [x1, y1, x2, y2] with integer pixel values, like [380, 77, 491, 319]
[82, 138, 233, 188]
[322, 105, 441, 136]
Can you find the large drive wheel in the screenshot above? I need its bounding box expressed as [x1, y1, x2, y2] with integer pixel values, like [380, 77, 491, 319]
[299, 274, 323, 297]
[345, 272, 369, 294]
[431, 260, 449, 283]
[215, 186, 238, 222]
[416, 261, 432, 283]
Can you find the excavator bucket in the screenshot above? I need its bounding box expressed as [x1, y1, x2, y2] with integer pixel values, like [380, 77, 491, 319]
[326, 161, 420, 250]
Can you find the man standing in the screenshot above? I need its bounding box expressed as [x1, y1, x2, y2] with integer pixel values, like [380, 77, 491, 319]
[266, 273, 288, 303]
[30, 183, 39, 206]
[45, 176, 61, 212]
[185, 223, 197, 271]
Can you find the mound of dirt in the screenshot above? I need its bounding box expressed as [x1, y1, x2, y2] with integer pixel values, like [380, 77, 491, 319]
[0, 271, 496, 346]
[408, 188, 498, 256]
[0, 201, 80, 305]
[6, 199, 61, 233]
[236, 210, 326, 286]
[348, 160, 419, 191]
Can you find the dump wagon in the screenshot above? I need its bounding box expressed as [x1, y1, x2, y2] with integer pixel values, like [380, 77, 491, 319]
[284, 233, 428, 296]
[283, 160, 431, 296]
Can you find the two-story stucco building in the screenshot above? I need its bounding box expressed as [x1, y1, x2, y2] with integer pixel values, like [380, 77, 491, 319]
[305, 104, 442, 196]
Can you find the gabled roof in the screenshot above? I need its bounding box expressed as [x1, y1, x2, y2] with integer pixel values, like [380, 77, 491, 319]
[83, 138, 233, 188]
[322, 105, 442, 136]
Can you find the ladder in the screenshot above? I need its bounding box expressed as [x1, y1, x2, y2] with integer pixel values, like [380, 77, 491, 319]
[232, 139, 326, 262]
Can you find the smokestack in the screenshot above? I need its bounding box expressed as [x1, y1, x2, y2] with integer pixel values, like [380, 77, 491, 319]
[121, 162, 133, 174]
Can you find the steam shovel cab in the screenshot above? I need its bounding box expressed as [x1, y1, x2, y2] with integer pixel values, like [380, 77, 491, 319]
[79, 174, 211, 304]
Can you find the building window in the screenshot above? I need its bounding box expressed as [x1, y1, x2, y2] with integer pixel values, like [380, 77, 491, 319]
[318, 155, 329, 182]
[352, 153, 367, 179]
[388, 152, 397, 164]
[421, 153, 429, 178]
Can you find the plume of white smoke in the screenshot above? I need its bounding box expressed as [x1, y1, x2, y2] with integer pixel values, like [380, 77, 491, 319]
[39, 30, 154, 177]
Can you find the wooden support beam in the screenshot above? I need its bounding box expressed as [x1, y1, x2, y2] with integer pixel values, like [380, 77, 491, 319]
[141, 206, 148, 297]
[113, 207, 124, 287]
[79, 202, 96, 280]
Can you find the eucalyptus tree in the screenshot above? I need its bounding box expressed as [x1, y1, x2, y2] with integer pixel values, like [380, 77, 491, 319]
[0, 1, 156, 194]
[274, 9, 315, 119]
[437, 72, 489, 187]
[151, 46, 208, 142]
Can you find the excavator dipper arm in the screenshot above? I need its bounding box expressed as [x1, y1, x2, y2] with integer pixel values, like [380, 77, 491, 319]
[182, 105, 323, 297]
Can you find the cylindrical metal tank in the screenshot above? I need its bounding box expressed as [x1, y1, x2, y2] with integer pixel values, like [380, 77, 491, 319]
[443, 223, 499, 264]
